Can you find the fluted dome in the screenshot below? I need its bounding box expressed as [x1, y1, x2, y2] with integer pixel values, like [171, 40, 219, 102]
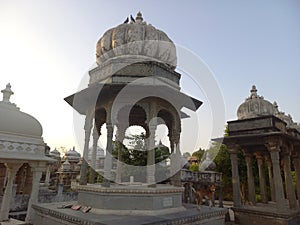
[50, 148, 61, 159]
[64, 147, 81, 161]
[0, 84, 43, 138]
[237, 85, 274, 120]
[96, 12, 177, 69]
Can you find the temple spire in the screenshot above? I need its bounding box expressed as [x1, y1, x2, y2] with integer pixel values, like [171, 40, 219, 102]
[1, 83, 14, 103]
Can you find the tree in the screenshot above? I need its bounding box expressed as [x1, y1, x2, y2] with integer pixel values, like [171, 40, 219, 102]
[192, 148, 205, 161]
[112, 133, 171, 182]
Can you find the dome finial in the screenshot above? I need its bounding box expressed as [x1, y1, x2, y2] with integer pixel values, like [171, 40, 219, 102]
[250, 85, 258, 98]
[136, 11, 143, 22]
[1, 83, 14, 103]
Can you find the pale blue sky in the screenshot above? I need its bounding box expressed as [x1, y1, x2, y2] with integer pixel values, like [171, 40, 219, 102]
[0, 0, 299, 154]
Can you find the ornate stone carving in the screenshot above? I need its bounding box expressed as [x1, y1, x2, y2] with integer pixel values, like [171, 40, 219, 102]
[237, 85, 274, 120]
[96, 12, 177, 69]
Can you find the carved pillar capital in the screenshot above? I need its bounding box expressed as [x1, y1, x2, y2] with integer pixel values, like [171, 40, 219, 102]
[265, 137, 282, 152]
[227, 143, 240, 154]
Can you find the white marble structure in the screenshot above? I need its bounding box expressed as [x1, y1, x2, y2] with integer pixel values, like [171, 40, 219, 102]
[0, 84, 54, 223]
[32, 12, 227, 225]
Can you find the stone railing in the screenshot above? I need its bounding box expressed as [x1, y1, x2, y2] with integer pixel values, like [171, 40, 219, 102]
[181, 169, 222, 185]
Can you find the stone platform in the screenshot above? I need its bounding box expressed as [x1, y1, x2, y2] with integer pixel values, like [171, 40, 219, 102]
[32, 202, 227, 225]
[32, 184, 227, 225]
[77, 184, 184, 211]
[233, 203, 300, 225]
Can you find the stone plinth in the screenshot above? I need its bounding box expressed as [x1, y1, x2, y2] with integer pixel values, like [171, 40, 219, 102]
[77, 184, 184, 211]
[233, 204, 300, 225]
[32, 184, 228, 225]
[32, 202, 227, 225]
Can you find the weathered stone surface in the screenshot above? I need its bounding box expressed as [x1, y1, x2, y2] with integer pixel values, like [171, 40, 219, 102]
[233, 206, 300, 225]
[95, 12, 177, 69]
[33, 202, 227, 225]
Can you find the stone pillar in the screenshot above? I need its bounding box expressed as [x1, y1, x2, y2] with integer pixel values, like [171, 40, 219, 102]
[0, 164, 6, 195]
[44, 164, 51, 186]
[0, 163, 22, 221]
[170, 131, 182, 187]
[147, 121, 156, 186]
[169, 131, 175, 154]
[25, 165, 44, 224]
[243, 151, 256, 205]
[116, 124, 125, 184]
[23, 166, 32, 194]
[218, 185, 224, 207]
[265, 156, 275, 202]
[80, 111, 93, 185]
[228, 145, 242, 208]
[255, 152, 268, 203]
[282, 149, 297, 209]
[292, 152, 300, 207]
[89, 125, 99, 184]
[103, 123, 114, 187]
[266, 140, 287, 211]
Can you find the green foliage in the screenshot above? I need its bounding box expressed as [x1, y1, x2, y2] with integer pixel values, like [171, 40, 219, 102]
[119, 133, 169, 165]
[189, 163, 199, 172]
[192, 148, 205, 161]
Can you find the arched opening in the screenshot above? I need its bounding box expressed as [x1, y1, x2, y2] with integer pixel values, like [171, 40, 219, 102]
[15, 163, 32, 195]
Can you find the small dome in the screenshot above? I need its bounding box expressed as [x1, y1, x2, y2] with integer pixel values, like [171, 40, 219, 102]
[96, 12, 177, 69]
[50, 148, 61, 159]
[237, 85, 274, 120]
[0, 84, 43, 138]
[64, 147, 81, 161]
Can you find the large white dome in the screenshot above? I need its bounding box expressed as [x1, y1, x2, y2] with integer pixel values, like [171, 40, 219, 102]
[0, 84, 43, 138]
[95, 12, 177, 69]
